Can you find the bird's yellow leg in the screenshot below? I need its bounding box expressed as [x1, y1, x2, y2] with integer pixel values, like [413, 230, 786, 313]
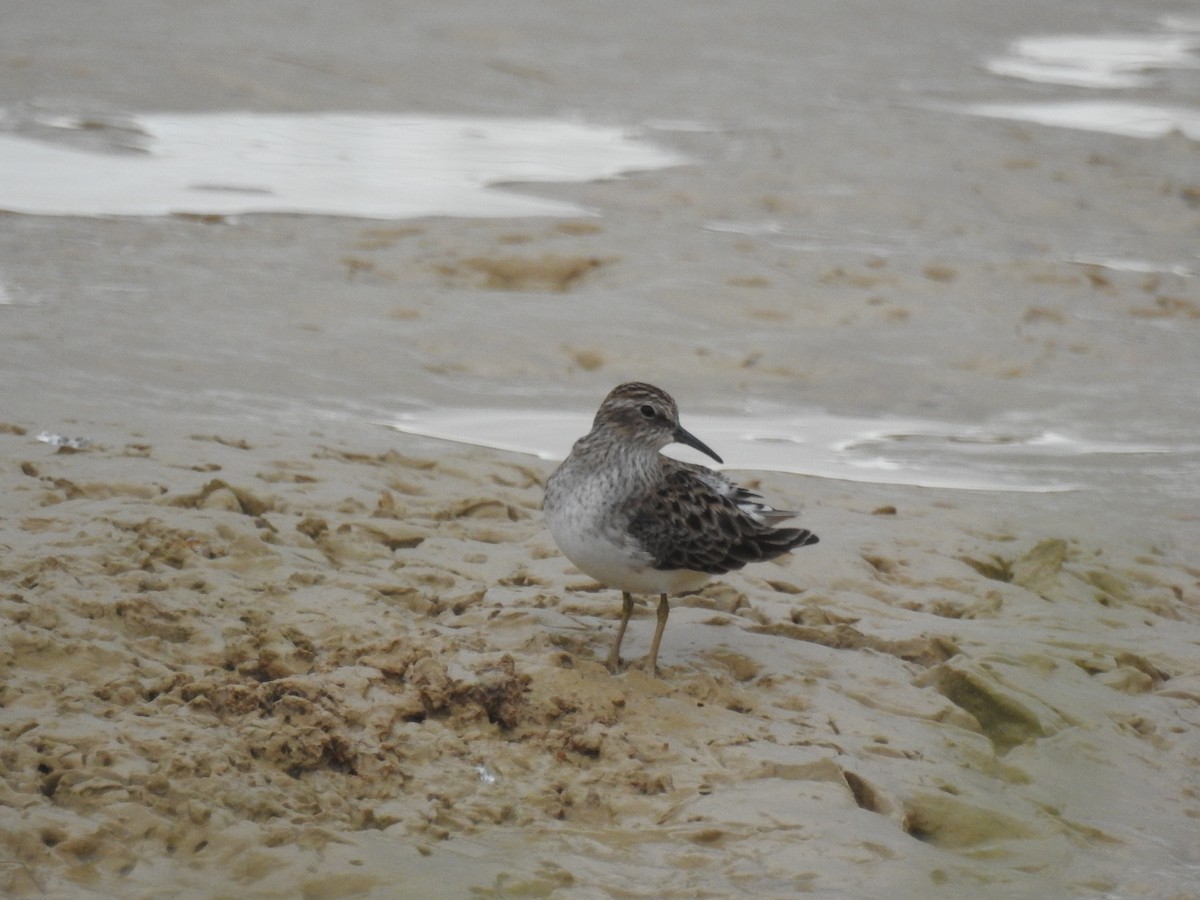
[646, 593, 670, 676]
[606, 591, 636, 672]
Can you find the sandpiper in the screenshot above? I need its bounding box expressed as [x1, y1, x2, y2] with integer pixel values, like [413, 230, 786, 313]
[543, 382, 818, 674]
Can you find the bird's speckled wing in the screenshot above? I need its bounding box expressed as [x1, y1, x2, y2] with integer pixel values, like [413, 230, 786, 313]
[624, 461, 817, 575]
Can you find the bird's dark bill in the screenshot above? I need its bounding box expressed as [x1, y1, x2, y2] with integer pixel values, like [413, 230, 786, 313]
[674, 426, 723, 464]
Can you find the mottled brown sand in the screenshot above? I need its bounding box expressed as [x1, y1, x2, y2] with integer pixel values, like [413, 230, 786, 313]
[2, 420, 1198, 898]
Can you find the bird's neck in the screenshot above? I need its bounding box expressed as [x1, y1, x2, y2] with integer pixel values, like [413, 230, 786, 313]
[571, 430, 660, 487]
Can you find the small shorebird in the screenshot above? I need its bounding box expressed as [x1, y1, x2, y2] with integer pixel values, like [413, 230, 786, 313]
[543, 382, 818, 674]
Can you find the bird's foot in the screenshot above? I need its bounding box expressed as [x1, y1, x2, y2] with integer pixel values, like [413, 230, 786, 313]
[622, 656, 661, 678]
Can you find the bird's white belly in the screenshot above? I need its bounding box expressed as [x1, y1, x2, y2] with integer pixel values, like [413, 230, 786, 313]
[546, 504, 709, 595]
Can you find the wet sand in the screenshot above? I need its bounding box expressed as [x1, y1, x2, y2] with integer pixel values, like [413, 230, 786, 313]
[2, 422, 1198, 897]
[2, 0, 1200, 897]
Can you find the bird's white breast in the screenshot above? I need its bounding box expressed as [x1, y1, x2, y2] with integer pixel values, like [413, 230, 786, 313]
[544, 465, 708, 595]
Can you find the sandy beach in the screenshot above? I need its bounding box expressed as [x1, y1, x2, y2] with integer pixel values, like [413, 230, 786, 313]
[2, 0, 1200, 897]
[2, 419, 1198, 898]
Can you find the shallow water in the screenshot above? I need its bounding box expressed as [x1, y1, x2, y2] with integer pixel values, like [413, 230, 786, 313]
[983, 31, 1200, 89]
[961, 15, 1200, 138]
[0, 109, 687, 218]
[387, 407, 1182, 495]
[963, 100, 1200, 141]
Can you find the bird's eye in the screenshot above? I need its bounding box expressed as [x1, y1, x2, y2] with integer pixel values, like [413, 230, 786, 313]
[639, 405, 656, 419]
